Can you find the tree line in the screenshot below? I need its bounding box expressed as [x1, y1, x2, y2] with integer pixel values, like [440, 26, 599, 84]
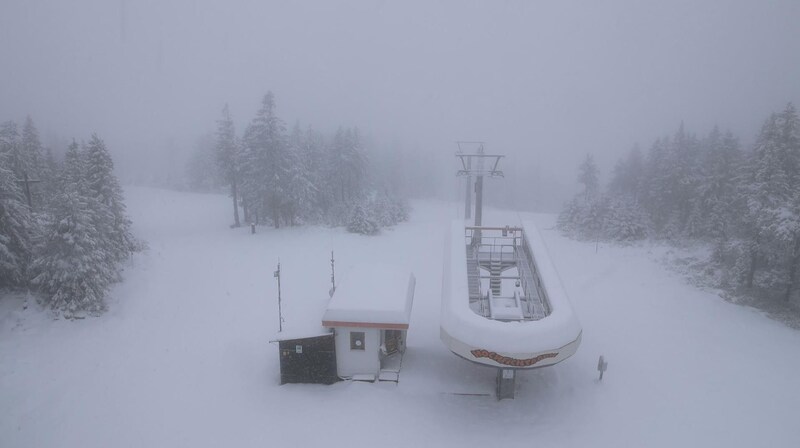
[0, 117, 140, 317]
[189, 92, 409, 234]
[559, 103, 800, 304]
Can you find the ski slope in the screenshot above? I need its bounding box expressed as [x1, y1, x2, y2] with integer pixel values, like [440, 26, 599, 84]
[2, 187, 799, 448]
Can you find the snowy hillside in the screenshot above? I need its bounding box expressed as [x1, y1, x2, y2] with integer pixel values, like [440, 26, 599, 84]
[2, 187, 800, 448]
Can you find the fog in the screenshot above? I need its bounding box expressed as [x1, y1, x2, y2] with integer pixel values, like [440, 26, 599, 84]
[2, 0, 799, 209]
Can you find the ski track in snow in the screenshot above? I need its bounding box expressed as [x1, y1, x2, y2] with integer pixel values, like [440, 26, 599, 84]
[2, 187, 800, 447]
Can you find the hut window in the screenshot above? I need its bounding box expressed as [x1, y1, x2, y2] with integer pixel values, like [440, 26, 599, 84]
[350, 332, 365, 350]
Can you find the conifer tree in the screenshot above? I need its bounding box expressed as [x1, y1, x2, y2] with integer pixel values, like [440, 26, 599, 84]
[327, 127, 367, 203]
[31, 141, 110, 315]
[558, 154, 605, 240]
[31, 136, 138, 315]
[84, 134, 138, 263]
[215, 104, 241, 227]
[347, 202, 378, 235]
[0, 121, 24, 180]
[282, 125, 316, 225]
[699, 127, 742, 240]
[0, 151, 34, 286]
[774, 104, 800, 300]
[578, 153, 599, 201]
[21, 116, 44, 179]
[30, 187, 112, 316]
[240, 92, 288, 227]
[739, 113, 790, 288]
[608, 145, 644, 200]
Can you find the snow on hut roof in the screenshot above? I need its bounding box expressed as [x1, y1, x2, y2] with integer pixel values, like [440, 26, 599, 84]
[269, 329, 332, 343]
[322, 264, 415, 329]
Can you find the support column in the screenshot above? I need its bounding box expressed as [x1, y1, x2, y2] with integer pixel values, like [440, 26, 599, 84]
[464, 175, 472, 220]
[474, 174, 484, 227]
[496, 368, 516, 399]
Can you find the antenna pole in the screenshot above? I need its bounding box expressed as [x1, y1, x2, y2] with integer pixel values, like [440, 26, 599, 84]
[274, 261, 283, 332]
[329, 251, 336, 297]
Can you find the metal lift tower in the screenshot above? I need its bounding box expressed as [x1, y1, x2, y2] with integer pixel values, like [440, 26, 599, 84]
[455, 142, 504, 227]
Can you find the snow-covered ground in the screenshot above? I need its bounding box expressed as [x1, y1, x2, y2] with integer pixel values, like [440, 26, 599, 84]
[2, 187, 800, 447]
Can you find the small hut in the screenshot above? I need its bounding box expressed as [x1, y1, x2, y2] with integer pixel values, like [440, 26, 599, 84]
[322, 264, 416, 382]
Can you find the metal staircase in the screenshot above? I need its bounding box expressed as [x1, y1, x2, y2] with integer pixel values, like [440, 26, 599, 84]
[489, 260, 503, 296]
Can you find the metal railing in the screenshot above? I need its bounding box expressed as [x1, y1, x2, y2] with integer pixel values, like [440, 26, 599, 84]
[464, 226, 550, 321]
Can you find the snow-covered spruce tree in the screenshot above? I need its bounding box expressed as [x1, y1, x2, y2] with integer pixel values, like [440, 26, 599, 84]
[698, 127, 743, 241]
[281, 129, 316, 226]
[31, 188, 112, 316]
[386, 194, 410, 226]
[21, 116, 45, 204]
[39, 145, 60, 212]
[602, 196, 648, 242]
[772, 103, 800, 300]
[186, 133, 223, 192]
[670, 124, 704, 238]
[556, 197, 582, 236]
[737, 113, 791, 289]
[727, 104, 800, 299]
[240, 92, 289, 227]
[608, 145, 645, 201]
[0, 151, 35, 287]
[0, 121, 24, 181]
[0, 118, 47, 209]
[215, 104, 242, 227]
[641, 136, 671, 234]
[639, 124, 705, 239]
[297, 125, 330, 221]
[604, 146, 649, 241]
[558, 154, 604, 239]
[347, 203, 378, 235]
[368, 192, 409, 228]
[327, 127, 367, 204]
[30, 141, 116, 315]
[578, 153, 599, 202]
[84, 134, 139, 262]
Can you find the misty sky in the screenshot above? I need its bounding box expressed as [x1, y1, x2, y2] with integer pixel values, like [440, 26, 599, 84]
[2, 0, 799, 195]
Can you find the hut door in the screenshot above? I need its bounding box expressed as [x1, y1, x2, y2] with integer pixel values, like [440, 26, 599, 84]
[383, 330, 400, 355]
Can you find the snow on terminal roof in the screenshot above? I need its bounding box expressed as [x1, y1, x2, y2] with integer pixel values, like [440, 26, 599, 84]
[322, 264, 415, 329]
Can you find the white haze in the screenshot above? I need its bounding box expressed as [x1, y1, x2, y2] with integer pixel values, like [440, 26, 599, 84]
[1, 0, 799, 209]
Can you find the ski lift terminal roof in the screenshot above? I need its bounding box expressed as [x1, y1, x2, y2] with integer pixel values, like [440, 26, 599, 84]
[322, 264, 416, 330]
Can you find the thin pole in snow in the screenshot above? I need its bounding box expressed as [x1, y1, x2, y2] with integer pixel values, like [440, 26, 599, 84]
[329, 251, 336, 297]
[274, 261, 283, 332]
